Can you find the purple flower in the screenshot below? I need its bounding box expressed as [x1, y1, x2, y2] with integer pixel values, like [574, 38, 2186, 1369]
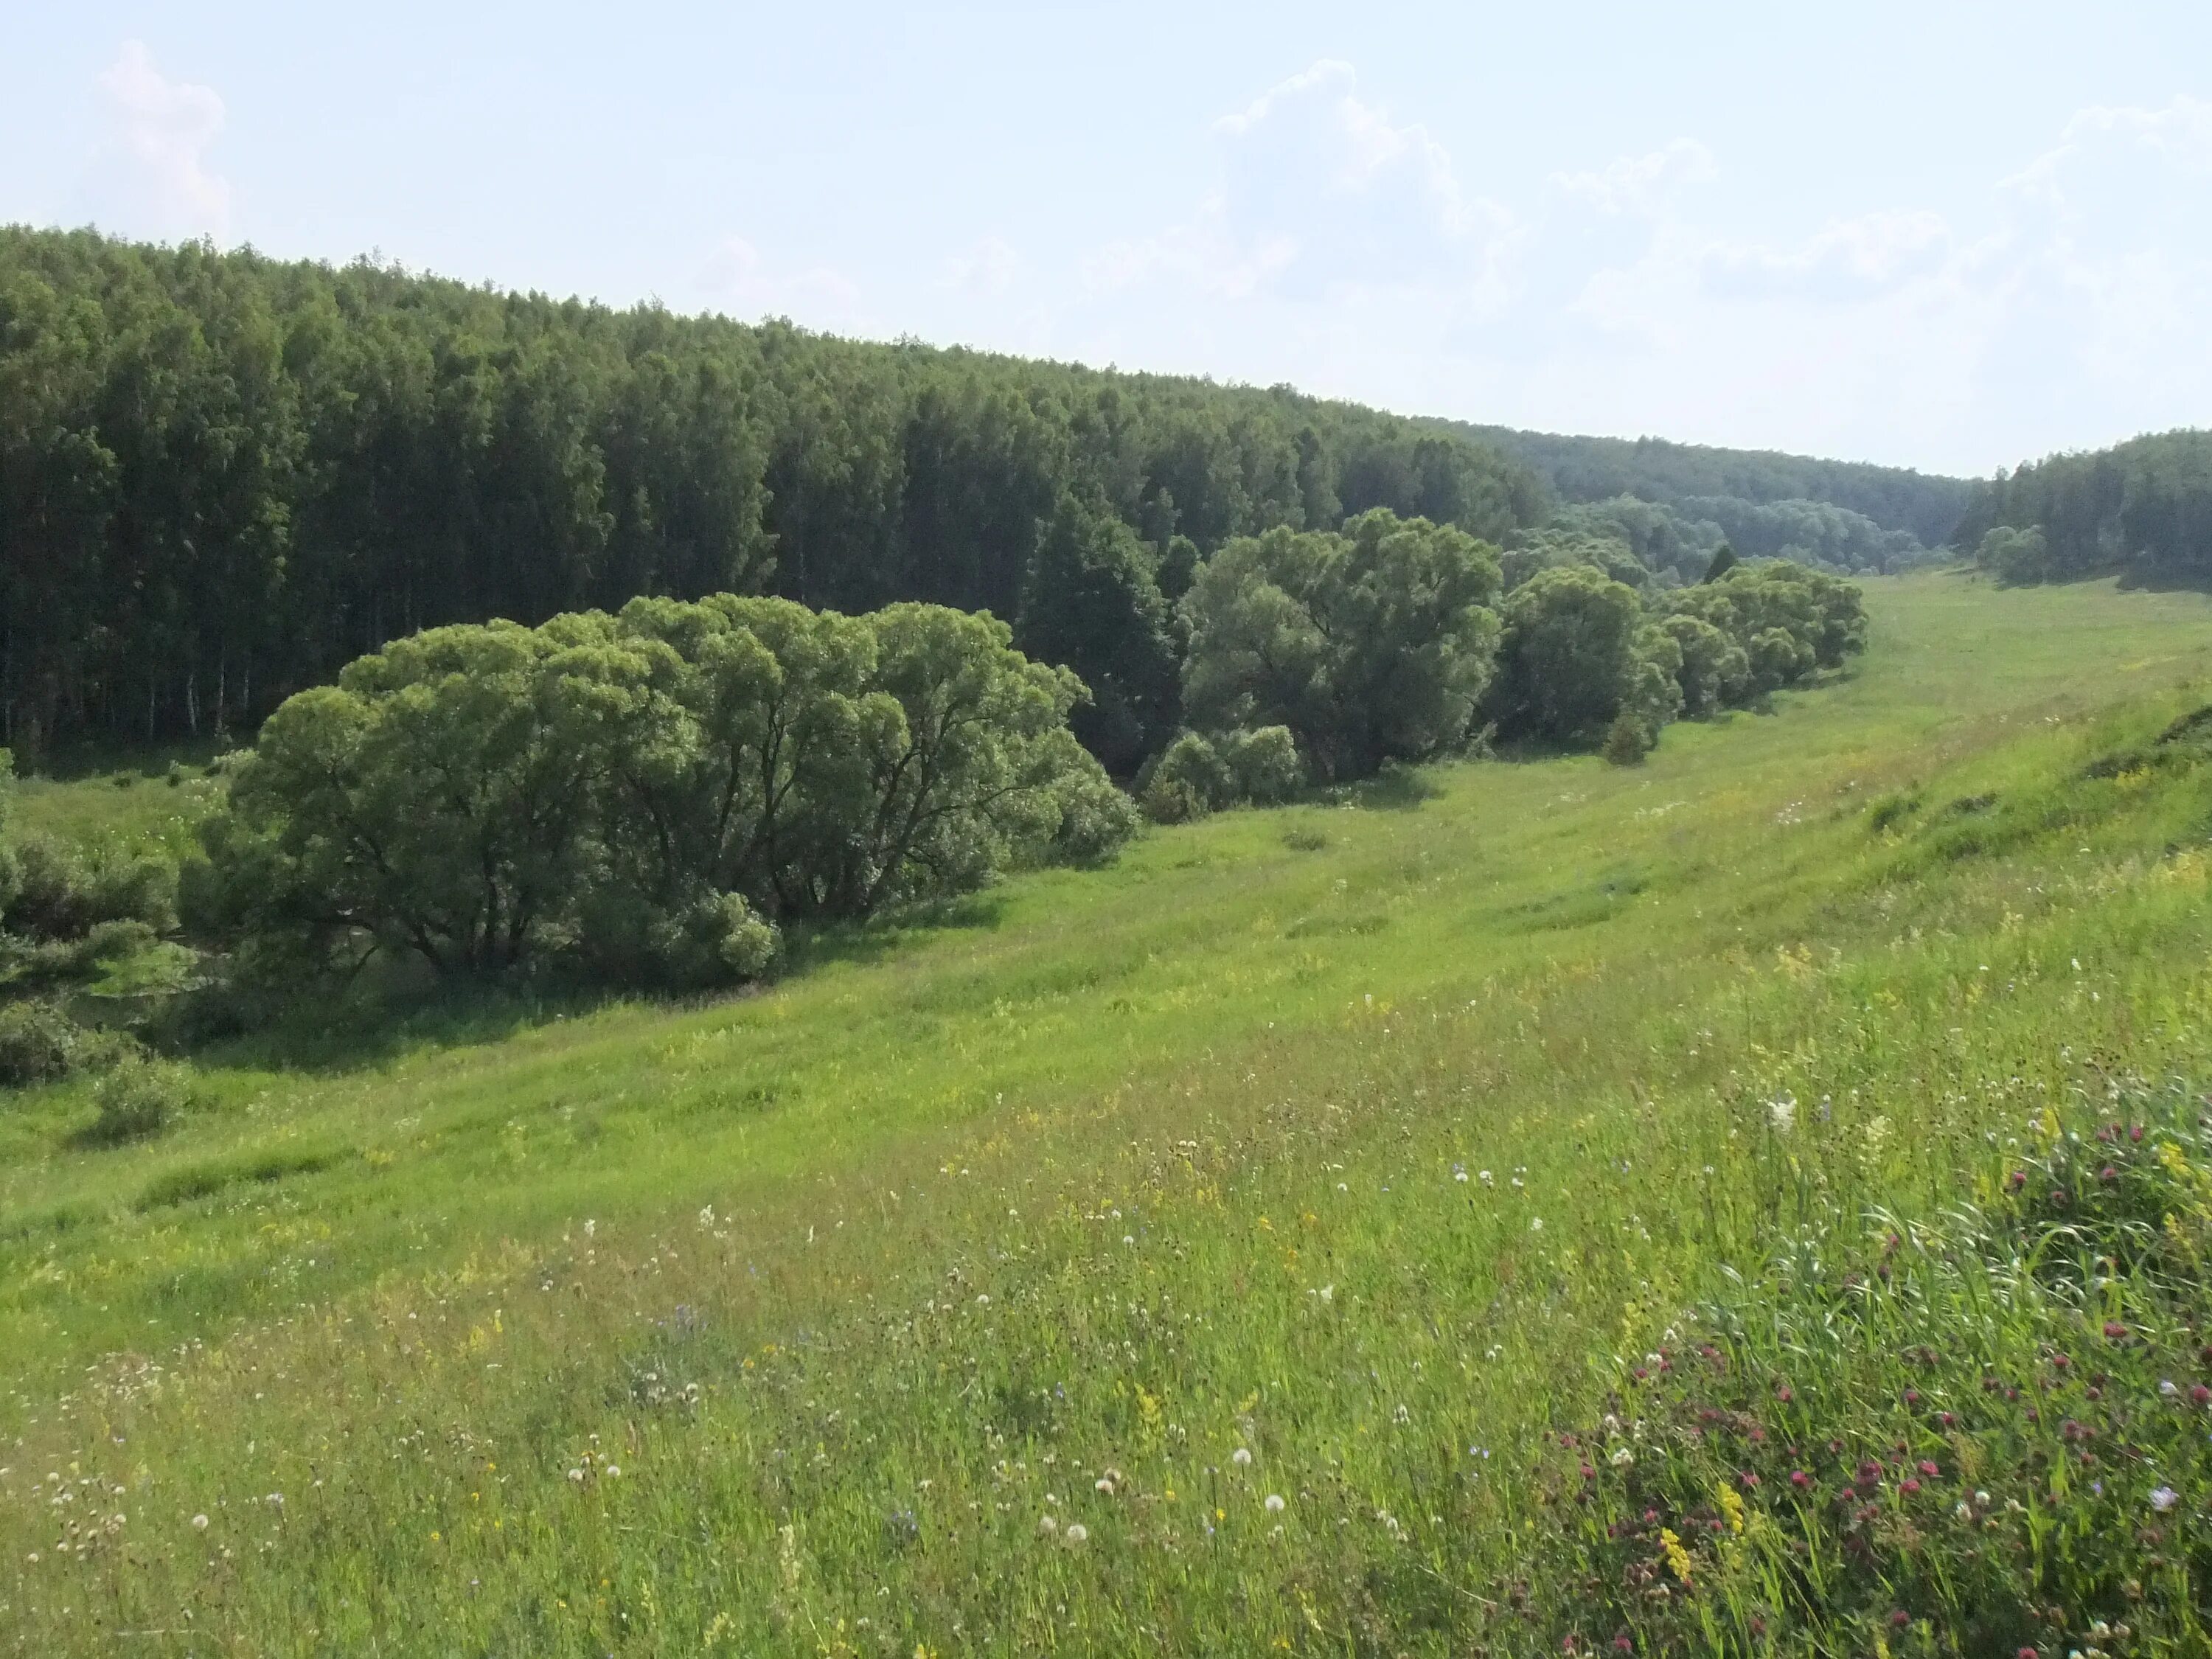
[2149, 1486, 2179, 1512]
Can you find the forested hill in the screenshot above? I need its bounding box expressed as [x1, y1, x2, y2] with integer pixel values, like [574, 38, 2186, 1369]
[1958, 428, 2212, 587]
[1448, 422, 1975, 558]
[1, 229, 1544, 753]
[1, 226, 1944, 759]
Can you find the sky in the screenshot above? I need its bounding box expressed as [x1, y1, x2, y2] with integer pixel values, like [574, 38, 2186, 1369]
[4, 0, 2210, 478]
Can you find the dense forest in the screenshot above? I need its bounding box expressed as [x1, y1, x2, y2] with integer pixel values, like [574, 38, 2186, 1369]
[1958, 428, 2212, 586]
[2, 229, 1944, 768]
[0, 229, 1547, 757]
[1453, 422, 1975, 567]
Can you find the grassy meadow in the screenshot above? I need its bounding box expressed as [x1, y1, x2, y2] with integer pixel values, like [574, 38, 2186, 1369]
[4, 571, 2212, 1653]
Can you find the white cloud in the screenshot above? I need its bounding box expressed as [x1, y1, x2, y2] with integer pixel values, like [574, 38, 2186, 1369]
[939, 235, 1024, 298]
[1095, 59, 1514, 307]
[698, 236, 863, 327]
[1701, 210, 1953, 302]
[1551, 139, 1717, 218]
[83, 40, 232, 240]
[1009, 74, 2212, 473]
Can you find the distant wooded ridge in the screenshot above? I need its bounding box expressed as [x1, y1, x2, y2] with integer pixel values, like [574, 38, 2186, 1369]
[1, 228, 1966, 754]
[1445, 422, 1977, 551]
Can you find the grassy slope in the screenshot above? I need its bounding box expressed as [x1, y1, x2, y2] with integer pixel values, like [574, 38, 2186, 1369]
[1, 573, 2210, 1653]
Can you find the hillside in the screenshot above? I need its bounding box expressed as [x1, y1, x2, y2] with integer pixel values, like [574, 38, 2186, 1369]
[1450, 422, 1976, 548]
[3, 574, 2211, 1652]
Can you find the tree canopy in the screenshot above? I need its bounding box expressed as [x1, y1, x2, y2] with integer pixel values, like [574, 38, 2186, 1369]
[0, 228, 1546, 762]
[194, 597, 1130, 987]
[1957, 429, 2212, 586]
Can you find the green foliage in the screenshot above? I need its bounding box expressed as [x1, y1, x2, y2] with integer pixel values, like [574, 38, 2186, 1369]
[1015, 493, 1179, 776]
[0, 578, 2209, 1653]
[1978, 523, 2054, 583]
[1455, 421, 1975, 547]
[83, 1053, 193, 1145]
[1957, 428, 2212, 584]
[1508, 1105, 2212, 1653]
[201, 597, 1126, 987]
[1180, 509, 1503, 780]
[1657, 612, 1749, 717]
[1138, 727, 1304, 823]
[1489, 564, 1651, 744]
[0, 998, 95, 1088]
[0, 228, 1542, 766]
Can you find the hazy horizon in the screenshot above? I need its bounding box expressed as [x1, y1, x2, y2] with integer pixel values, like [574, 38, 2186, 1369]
[7, 1, 2208, 478]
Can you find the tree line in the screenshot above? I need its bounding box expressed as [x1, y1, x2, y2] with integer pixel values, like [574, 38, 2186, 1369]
[1450, 423, 1975, 551]
[185, 539, 1862, 988]
[1958, 429, 2212, 586]
[0, 228, 1544, 759]
[1146, 523, 1866, 815]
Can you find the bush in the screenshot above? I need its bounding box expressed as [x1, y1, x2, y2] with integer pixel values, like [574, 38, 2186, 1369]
[0, 999, 91, 1088]
[1601, 710, 1655, 765]
[85, 1055, 194, 1145]
[1220, 726, 1304, 805]
[1141, 734, 1233, 824]
[2, 835, 178, 940]
[202, 598, 1128, 987]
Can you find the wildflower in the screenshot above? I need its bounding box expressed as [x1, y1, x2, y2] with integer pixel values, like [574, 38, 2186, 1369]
[1610, 1447, 1634, 1468]
[1453, 1165, 1469, 1182]
[568, 1468, 585, 1483]
[1232, 1448, 1253, 1466]
[1659, 1527, 1693, 1584]
[1037, 1514, 1057, 1536]
[2103, 1321, 2128, 1341]
[1918, 1461, 1939, 1478]
[1265, 1494, 1286, 1513]
[1790, 1470, 1810, 1489]
[190, 1514, 209, 1530]
[1317, 1284, 1334, 1304]
[2149, 1486, 2179, 1513]
[1478, 1170, 1494, 1186]
[604, 1465, 619, 1479]
[1529, 1217, 1544, 1232]
[1768, 1096, 1796, 1133]
[1063, 1523, 1087, 1545]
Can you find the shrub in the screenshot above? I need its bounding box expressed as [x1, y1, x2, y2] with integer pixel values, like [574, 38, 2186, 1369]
[1179, 510, 1502, 781]
[2, 835, 178, 940]
[201, 598, 1128, 987]
[1600, 710, 1655, 765]
[0, 999, 89, 1088]
[1141, 734, 1233, 823]
[1220, 726, 1304, 805]
[85, 1055, 194, 1145]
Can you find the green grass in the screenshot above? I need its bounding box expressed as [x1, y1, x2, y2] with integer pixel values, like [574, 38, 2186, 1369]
[4, 756, 221, 863]
[2, 572, 2211, 1653]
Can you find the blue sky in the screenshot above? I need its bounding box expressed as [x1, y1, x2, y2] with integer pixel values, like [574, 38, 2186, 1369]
[5, 1, 2209, 476]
